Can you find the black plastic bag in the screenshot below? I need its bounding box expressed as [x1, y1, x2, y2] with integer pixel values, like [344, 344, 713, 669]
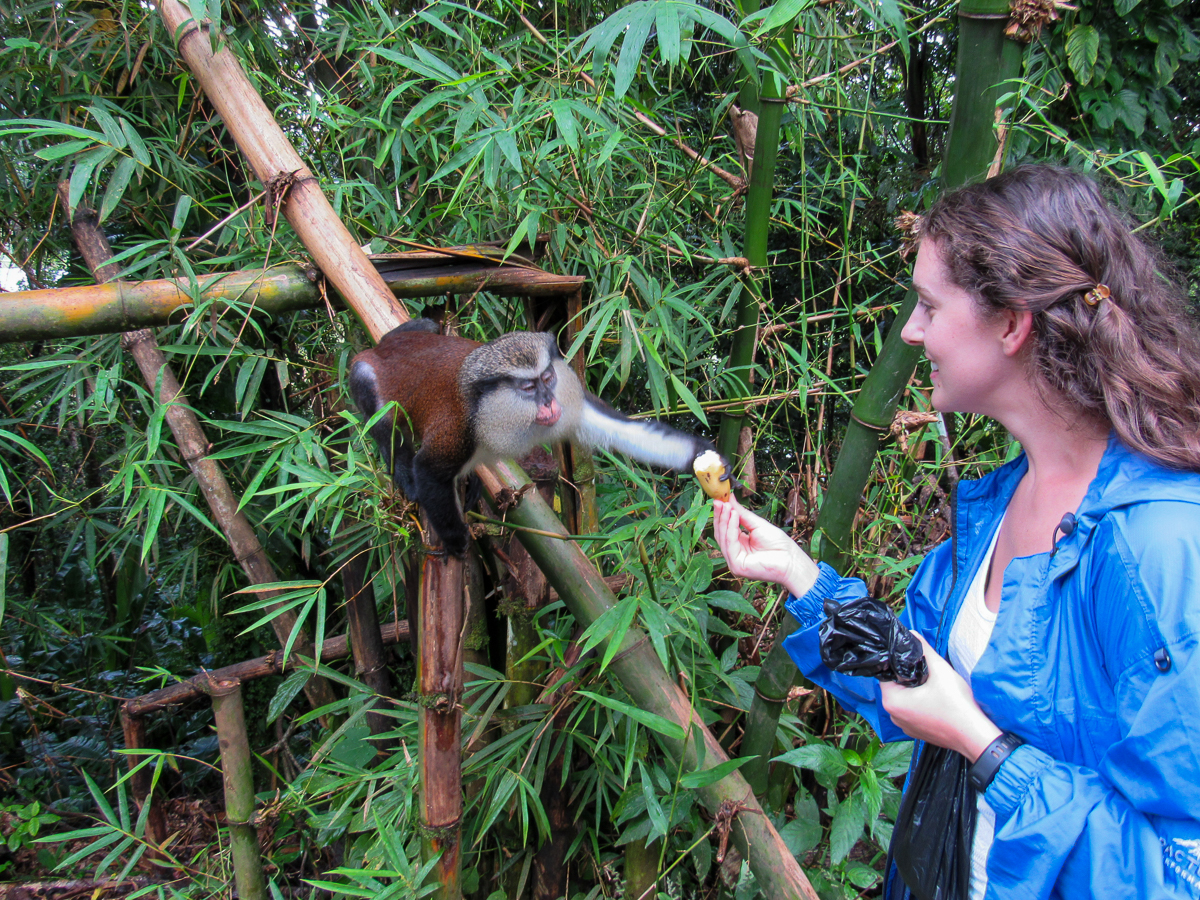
[890, 742, 977, 900]
[818, 595, 929, 687]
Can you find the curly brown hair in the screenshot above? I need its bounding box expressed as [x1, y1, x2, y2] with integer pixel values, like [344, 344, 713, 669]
[920, 165, 1200, 471]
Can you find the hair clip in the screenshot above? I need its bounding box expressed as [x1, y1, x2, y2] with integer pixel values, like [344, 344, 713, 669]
[1083, 283, 1111, 307]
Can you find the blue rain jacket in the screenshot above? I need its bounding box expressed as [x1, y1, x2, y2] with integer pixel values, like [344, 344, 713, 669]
[783, 435, 1200, 898]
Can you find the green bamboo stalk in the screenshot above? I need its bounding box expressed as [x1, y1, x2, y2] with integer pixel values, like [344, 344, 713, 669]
[0, 267, 320, 343]
[738, 0, 1024, 797]
[208, 678, 269, 900]
[624, 838, 661, 900]
[476, 462, 819, 900]
[716, 73, 786, 458]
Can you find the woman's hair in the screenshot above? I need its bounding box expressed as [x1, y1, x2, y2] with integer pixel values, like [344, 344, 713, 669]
[920, 164, 1200, 471]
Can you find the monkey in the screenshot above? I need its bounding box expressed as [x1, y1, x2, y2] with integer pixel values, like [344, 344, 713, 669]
[348, 318, 725, 555]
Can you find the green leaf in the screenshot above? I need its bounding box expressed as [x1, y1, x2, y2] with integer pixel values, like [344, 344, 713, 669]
[870, 740, 913, 776]
[678, 755, 756, 789]
[99, 155, 136, 223]
[778, 794, 822, 855]
[773, 743, 850, 788]
[577, 691, 687, 741]
[613, 4, 655, 99]
[829, 794, 866, 865]
[656, 3, 681, 65]
[1065, 25, 1099, 85]
[705, 590, 760, 617]
[34, 139, 95, 160]
[269, 668, 311, 723]
[68, 146, 115, 210]
[550, 99, 579, 150]
[88, 105, 127, 150]
[599, 595, 640, 673]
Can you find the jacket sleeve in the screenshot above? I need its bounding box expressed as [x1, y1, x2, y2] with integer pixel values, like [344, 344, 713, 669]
[781, 544, 953, 745]
[982, 504, 1200, 898]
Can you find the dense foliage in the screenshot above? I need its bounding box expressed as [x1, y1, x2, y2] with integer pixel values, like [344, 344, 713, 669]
[0, 0, 1196, 897]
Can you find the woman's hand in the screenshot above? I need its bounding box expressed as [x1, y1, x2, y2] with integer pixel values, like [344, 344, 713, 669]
[711, 496, 820, 598]
[879, 634, 1002, 762]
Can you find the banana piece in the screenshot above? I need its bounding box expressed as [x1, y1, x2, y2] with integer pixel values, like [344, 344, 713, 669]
[693, 449, 731, 501]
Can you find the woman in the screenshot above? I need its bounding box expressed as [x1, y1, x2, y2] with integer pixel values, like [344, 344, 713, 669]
[713, 165, 1200, 899]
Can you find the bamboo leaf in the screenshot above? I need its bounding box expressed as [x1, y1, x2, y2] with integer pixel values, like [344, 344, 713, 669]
[68, 146, 115, 210]
[678, 755, 756, 789]
[577, 691, 687, 741]
[99, 155, 137, 223]
[613, 5, 655, 99]
[550, 99, 579, 150]
[599, 595, 640, 673]
[88, 105, 127, 150]
[34, 139, 95, 160]
[656, 3, 681, 65]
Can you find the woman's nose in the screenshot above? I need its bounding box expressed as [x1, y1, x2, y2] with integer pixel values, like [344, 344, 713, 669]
[900, 313, 923, 346]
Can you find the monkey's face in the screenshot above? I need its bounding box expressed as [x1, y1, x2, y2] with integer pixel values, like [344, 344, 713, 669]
[522, 364, 561, 426]
[461, 334, 584, 462]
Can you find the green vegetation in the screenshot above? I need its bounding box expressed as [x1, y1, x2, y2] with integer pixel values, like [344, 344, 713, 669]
[0, 0, 1196, 897]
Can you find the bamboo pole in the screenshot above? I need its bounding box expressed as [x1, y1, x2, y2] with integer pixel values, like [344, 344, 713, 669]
[341, 544, 396, 751]
[624, 838, 660, 900]
[716, 72, 787, 460]
[117, 710, 168, 852]
[417, 542, 465, 900]
[476, 461, 818, 900]
[738, 0, 1025, 796]
[56, 186, 339, 718]
[208, 678, 269, 900]
[124, 620, 409, 717]
[0, 266, 321, 342]
[152, 0, 401, 341]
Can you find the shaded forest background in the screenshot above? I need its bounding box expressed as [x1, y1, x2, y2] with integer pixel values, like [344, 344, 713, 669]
[0, 0, 1197, 897]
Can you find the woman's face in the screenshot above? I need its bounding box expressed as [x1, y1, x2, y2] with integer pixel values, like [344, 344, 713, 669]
[901, 240, 1021, 417]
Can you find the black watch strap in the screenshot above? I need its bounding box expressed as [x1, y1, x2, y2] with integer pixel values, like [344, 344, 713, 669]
[969, 732, 1024, 792]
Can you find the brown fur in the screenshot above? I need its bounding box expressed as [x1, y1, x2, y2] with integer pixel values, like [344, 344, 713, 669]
[353, 328, 479, 475]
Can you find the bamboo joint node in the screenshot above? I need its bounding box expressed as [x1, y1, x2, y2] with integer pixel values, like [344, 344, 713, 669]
[849, 412, 891, 434]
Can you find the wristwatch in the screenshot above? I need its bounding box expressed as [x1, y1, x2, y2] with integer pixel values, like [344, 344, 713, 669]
[969, 732, 1024, 792]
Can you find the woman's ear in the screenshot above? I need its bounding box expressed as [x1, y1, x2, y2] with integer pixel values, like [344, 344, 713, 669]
[1000, 308, 1034, 357]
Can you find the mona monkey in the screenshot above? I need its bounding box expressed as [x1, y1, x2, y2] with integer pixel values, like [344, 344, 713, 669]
[349, 319, 724, 555]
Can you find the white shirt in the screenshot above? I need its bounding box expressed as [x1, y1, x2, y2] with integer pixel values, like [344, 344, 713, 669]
[948, 515, 1004, 900]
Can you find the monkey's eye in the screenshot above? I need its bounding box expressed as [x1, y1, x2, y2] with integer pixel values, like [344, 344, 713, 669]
[540, 369, 554, 384]
[519, 379, 538, 393]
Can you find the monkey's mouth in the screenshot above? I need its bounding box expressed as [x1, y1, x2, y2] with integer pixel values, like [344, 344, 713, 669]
[535, 399, 562, 426]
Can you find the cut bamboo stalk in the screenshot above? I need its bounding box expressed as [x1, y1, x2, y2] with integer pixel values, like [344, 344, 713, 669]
[56, 185, 339, 717]
[152, 0, 401, 341]
[418, 534, 465, 900]
[475, 461, 818, 900]
[117, 710, 168, 852]
[207, 677, 269, 900]
[124, 620, 409, 717]
[0, 266, 322, 342]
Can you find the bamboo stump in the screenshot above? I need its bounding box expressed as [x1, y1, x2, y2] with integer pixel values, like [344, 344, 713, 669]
[207, 678, 269, 900]
[418, 543, 465, 899]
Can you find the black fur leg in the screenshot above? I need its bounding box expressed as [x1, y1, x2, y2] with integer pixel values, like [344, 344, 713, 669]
[413, 463, 470, 556]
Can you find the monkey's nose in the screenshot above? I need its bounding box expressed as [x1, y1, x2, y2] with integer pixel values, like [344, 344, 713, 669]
[535, 399, 562, 426]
